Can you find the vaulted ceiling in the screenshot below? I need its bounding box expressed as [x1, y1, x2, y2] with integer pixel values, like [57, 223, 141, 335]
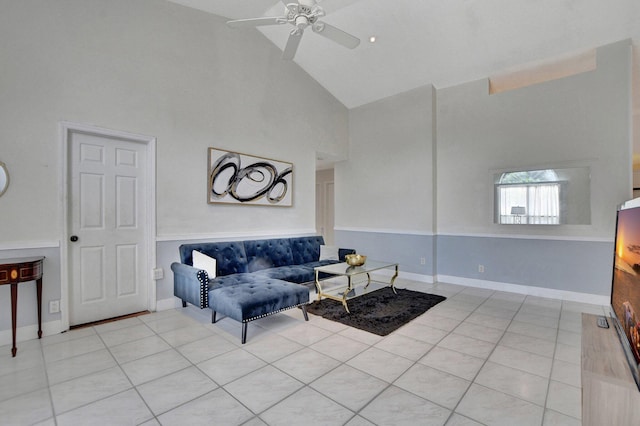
[168, 0, 639, 109]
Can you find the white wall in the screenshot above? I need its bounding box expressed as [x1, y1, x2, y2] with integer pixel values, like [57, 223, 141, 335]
[335, 40, 633, 299]
[436, 40, 632, 239]
[338, 86, 435, 232]
[335, 86, 436, 276]
[0, 0, 348, 339]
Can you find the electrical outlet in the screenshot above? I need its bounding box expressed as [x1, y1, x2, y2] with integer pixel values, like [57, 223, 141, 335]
[49, 300, 60, 314]
[478, 265, 485, 273]
[152, 268, 164, 280]
[420, 257, 426, 265]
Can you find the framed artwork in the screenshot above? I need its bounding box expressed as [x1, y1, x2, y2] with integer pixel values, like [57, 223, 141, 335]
[208, 148, 293, 206]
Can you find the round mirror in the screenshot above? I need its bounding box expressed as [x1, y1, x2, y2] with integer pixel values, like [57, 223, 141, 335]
[0, 162, 9, 197]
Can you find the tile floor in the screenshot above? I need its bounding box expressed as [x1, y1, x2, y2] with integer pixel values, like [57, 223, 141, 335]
[0, 279, 604, 425]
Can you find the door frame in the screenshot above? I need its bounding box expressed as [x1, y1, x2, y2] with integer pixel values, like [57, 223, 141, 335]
[59, 121, 156, 330]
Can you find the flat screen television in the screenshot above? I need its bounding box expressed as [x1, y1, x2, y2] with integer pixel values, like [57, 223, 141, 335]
[610, 199, 640, 391]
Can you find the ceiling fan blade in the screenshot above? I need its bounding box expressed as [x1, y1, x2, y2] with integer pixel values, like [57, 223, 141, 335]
[282, 30, 303, 60]
[227, 17, 286, 28]
[312, 21, 360, 49]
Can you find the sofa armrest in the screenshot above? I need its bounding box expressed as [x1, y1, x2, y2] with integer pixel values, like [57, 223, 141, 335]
[171, 262, 209, 309]
[339, 248, 356, 262]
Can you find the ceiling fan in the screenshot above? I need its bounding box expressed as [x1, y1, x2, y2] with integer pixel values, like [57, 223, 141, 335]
[226, 0, 360, 60]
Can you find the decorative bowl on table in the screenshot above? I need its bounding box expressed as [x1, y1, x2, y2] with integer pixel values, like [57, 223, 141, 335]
[345, 254, 366, 266]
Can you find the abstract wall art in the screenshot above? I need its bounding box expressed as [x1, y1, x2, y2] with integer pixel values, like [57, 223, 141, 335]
[208, 148, 293, 206]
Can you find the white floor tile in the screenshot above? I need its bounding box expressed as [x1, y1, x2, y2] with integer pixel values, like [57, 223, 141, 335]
[121, 349, 191, 385]
[347, 347, 414, 383]
[465, 312, 512, 330]
[507, 321, 557, 342]
[418, 346, 485, 381]
[0, 363, 48, 401]
[475, 362, 549, 405]
[489, 345, 553, 378]
[546, 380, 581, 420]
[1, 278, 607, 425]
[445, 413, 484, 425]
[272, 347, 340, 383]
[437, 333, 496, 359]
[543, 408, 582, 426]
[224, 365, 303, 414]
[50, 366, 132, 414]
[197, 348, 267, 385]
[454, 322, 505, 343]
[109, 334, 172, 364]
[0, 345, 45, 376]
[550, 358, 581, 387]
[310, 364, 387, 412]
[456, 384, 544, 426]
[177, 334, 238, 364]
[136, 366, 217, 415]
[157, 388, 253, 426]
[360, 386, 451, 426]
[396, 322, 450, 344]
[242, 333, 305, 363]
[554, 343, 581, 365]
[55, 389, 153, 426]
[46, 348, 116, 385]
[414, 312, 463, 331]
[395, 363, 471, 409]
[42, 334, 105, 364]
[158, 324, 217, 347]
[99, 323, 155, 347]
[0, 388, 53, 425]
[374, 333, 434, 360]
[276, 322, 332, 346]
[310, 334, 369, 362]
[260, 386, 354, 426]
[498, 331, 556, 358]
[344, 415, 376, 426]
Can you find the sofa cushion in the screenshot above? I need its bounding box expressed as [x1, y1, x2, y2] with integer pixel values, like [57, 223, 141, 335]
[244, 238, 294, 272]
[209, 279, 309, 322]
[253, 265, 315, 284]
[180, 241, 248, 276]
[210, 273, 262, 289]
[290, 236, 324, 264]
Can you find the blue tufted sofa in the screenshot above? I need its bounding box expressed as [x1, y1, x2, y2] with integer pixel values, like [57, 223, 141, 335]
[171, 236, 354, 343]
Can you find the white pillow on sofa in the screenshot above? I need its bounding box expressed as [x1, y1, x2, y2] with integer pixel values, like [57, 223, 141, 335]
[192, 250, 217, 278]
[319, 245, 339, 261]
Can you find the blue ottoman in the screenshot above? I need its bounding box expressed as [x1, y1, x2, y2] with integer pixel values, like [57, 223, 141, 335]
[209, 279, 309, 343]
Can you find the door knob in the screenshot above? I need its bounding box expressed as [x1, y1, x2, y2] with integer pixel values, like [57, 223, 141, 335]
[70, 235, 78, 242]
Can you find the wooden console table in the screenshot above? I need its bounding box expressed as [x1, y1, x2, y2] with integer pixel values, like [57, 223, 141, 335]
[0, 257, 44, 357]
[582, 313, 640, 425]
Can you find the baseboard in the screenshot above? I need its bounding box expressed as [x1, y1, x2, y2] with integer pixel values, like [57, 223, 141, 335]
[437, 274, 609, 305]
[372, 268, 434, 284]
[0, 319, 64, 347]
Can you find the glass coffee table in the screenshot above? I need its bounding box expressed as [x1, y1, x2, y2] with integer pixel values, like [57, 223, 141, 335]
[314, 260, 399, 313]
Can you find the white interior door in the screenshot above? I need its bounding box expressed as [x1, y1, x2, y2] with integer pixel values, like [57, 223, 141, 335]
[68, 131, 149, 325]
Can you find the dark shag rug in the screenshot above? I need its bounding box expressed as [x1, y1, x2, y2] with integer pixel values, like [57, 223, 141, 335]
[306, 287, 446, 336]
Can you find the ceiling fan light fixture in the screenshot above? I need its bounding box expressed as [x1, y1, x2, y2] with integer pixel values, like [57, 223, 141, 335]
[226, 0, 360, 60]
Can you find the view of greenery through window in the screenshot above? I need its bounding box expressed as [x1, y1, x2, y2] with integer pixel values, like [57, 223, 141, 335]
[496, 169, 561, 224]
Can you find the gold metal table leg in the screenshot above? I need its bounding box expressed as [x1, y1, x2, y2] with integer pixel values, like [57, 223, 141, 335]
[390, 264, 398, 294]
[315, 270, 323, 301]
[342, 276, 352, 313]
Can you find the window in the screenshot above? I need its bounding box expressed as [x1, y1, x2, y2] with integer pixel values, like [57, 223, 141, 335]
[496, 169, 561, 224]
